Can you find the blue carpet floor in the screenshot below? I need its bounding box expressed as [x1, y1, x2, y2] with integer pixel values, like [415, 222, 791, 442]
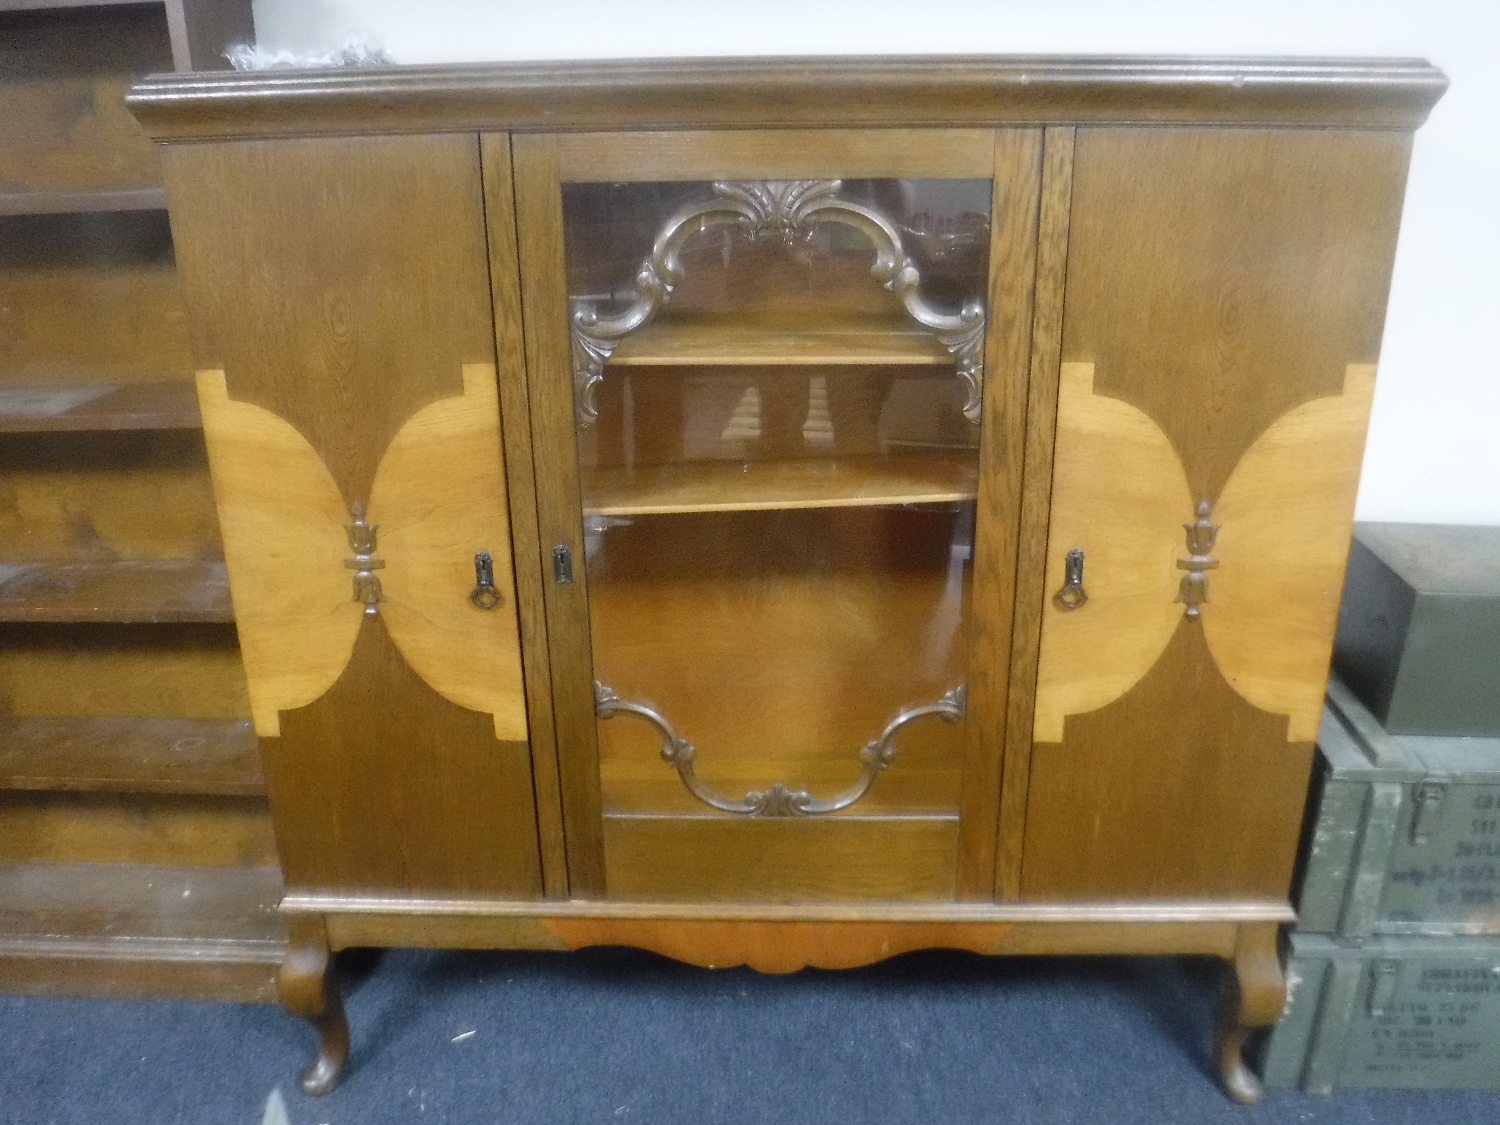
[2, 948, 1497, 1124]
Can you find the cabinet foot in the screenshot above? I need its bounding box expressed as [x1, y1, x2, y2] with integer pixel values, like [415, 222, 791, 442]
[1214, 922, 1285, 1105]
[280, 915, 350, 1097]
[1214, 1020, 1263, 1106]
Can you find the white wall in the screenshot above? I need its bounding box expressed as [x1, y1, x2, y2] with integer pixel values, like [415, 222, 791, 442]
[253, 1, 1500, 525]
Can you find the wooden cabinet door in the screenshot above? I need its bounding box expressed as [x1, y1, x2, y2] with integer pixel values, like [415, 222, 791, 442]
[162, 134, 543, 898]
[508, 129, 1044, 901]
[1018, 128, 1413, 902]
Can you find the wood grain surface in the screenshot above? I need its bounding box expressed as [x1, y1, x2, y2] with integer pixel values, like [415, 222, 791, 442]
[294, 890, 1290, 924]
[370, 363, 528, 741]
[164, 133, 544, 898]
[0, 211, 189, 384]
[128, 57, 1448, 142]
[531, 127, 1044, 903]
[0, 381, 199, 432]
[119, 70, 1430, 1029]
[318, 906, 1251, 967]
[1023, 621, 1314, 900]
[164, 134, 494, 502]
[511, 133, 608, 896]
[0, 859, 283, 944]
[556, 128, 997, 182]
[268, 623, 542, 896]
[0, 860, 283, 1002]
[609, 322, 953, 366]
[582, 457, 977, 516]
[0, 5, 170, 199]
[601, 815, 959, 904]
[482, 132, 571, 898]
[0, 558, 231, 623]
[0, 716, 261, 796]
[1062, 128, 1410, 503]
[1031, 362, 1189, 742]
[955, 127, 1042, 898]
[0, 622, 249, 719]
[1207, 364, 1378, 741]
[1016, 126, 1408, 904]
[0, 792, 277, 866]
[0, 430, 219, 563]
[195, 368, 360, 738]
[994, 126, 1073, 901]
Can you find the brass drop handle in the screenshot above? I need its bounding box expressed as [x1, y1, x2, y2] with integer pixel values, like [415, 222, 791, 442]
[1054, 548, 1088, 610]
[470, 551, 502, 609]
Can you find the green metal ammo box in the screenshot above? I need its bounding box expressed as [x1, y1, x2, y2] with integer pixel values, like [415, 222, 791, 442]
[1333, 523, 1500, 737]
[1297, 677, 1500, 937]
[1259, 931, 1500, 1093]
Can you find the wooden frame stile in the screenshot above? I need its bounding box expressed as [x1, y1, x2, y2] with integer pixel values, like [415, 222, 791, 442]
[510, 133, 608, 896]
[480, 133, 569, 899]
[550, 128, 998, 181]
[954, 128, 1043, 899]
[995, 126, 1074, 902]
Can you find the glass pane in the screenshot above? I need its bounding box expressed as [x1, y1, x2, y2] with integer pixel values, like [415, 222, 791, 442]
[562, 177, 990, 818]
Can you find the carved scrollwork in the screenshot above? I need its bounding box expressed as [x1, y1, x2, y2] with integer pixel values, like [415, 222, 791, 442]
[569, 179, 988, 427]
[593, 680, 967, 817]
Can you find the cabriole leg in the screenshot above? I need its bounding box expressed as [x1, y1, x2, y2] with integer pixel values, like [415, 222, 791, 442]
[1215, 921, 1286, 1105]
[280, 914, 350, 1096]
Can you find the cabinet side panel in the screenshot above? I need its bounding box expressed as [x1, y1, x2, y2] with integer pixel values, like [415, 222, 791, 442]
[162, 135, 542, 897]
[1022, 127, 1410, 901]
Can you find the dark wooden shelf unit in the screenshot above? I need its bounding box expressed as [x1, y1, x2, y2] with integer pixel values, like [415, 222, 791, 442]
[0, 381, 201, 432]
[0, 715, 261, 796]
[0, 559, 232, 623]
[0, 0, 267, 1008]
[1, 3, 173, 206]
[0, 860, 284, 1001]
[0, 0, 254, 72]
[0, 1, 159, 11]
[0, 187, 169, 217]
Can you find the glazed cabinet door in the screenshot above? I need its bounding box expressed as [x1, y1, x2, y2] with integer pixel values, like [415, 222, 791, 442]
[161, 134, 544, 898]
[1014, 128, 1413, 903]
[507, 130, 1043, 900]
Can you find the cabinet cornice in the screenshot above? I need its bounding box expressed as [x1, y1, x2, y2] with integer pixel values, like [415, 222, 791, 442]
[129, 54, 1447, 141]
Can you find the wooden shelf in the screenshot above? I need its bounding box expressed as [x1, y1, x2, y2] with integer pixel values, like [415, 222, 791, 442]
[0, 187, 168, 217]
[0, 716, 261, 796]
[0, 559, 233, 623]
[582, 456, 979, 516]
[0, 382, 200, 432]
[0, 1, 164, 11]
[0, 861, 284, 1002]
[608, 321, 956, 367]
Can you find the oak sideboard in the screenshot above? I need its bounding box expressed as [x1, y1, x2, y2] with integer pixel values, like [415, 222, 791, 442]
[127, 55, 1447, 1102]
